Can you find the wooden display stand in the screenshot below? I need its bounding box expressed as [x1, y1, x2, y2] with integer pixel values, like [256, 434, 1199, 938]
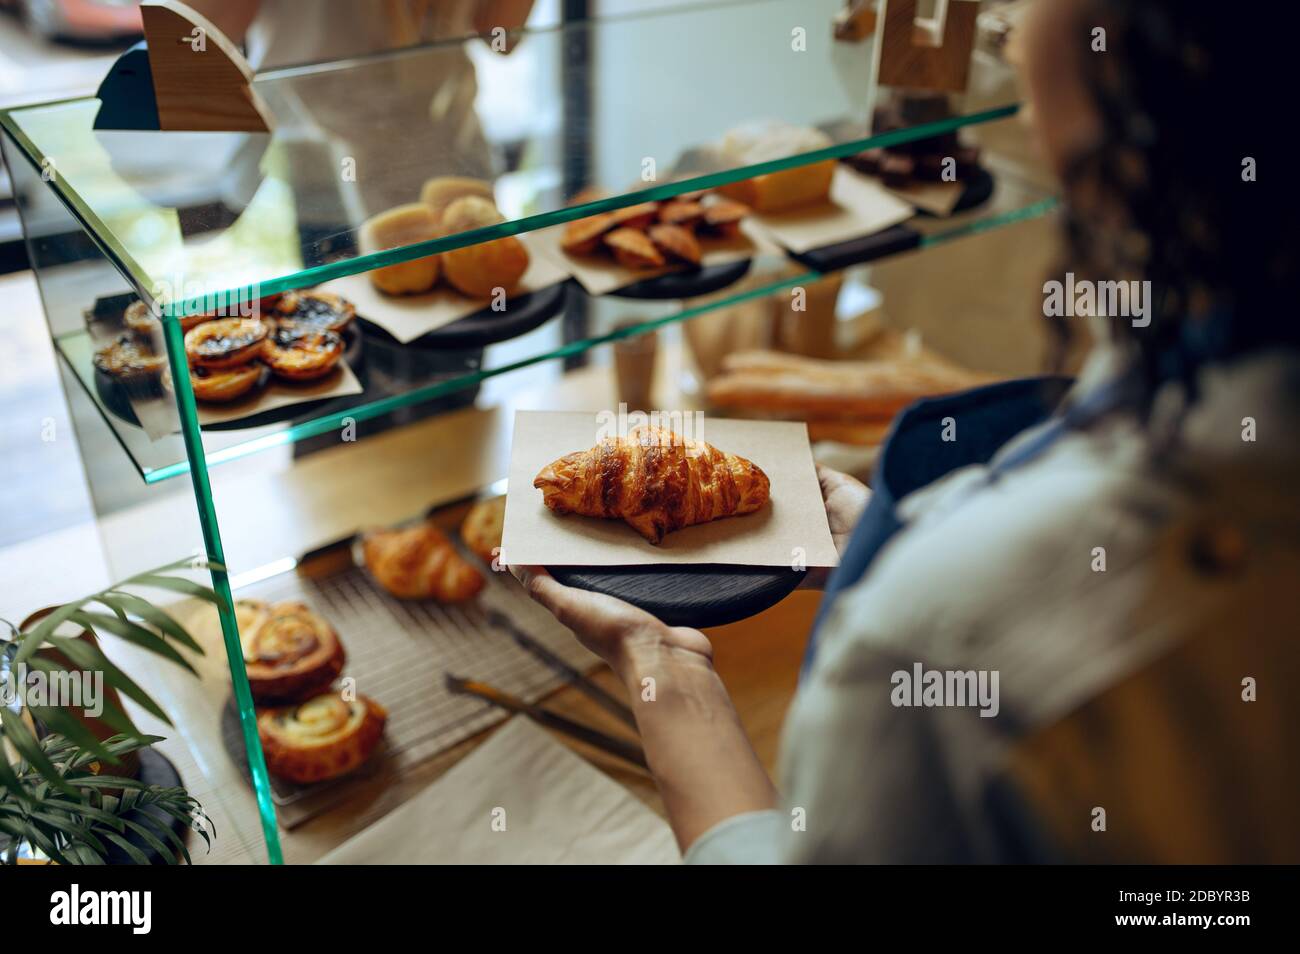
[878, 0, 979, 92]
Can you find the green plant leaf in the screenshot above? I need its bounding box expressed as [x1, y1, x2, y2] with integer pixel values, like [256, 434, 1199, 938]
[44, 636, 170, 726]
[0, 709, 74, 795]
[98, 829, 150, 865]
[69, 610, 196, 673]
[125, 574, 225, 607]
[100, 591, 205, 655]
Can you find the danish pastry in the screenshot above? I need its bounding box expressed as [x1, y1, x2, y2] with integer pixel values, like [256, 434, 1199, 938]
[359, 205, 442, 296]
[262, 324, 344, 382]
[459, 496, 506, 565]
[439, 196, 530, 299]
[534, 425, 770, 544]
[166, 362, 265, 403]
[242, 601, 346, 703]
[184, 318, 268, 369]
[93, 334, 166, 385]
[362, 521, 484, 602]
[273, 290, 356, 333]
[258, 691, 387, 784]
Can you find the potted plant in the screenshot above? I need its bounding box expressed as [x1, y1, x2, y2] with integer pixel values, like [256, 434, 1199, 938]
[1, 558, 221, 865]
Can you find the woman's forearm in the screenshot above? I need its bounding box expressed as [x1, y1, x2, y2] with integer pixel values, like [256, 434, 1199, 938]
[615, 634, 777, 852]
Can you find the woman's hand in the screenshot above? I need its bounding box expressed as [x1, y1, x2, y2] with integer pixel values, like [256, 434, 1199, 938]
[800, 465, 871, 589]
[510, 566, 712, 674]
[817, 464, 871, 556]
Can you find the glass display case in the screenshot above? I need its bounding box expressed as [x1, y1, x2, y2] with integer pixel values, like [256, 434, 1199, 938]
[0, 0, 1058, 864]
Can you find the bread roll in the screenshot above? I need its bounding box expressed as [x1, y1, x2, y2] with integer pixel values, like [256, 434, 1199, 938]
[420, 176, 495, 222]
[360, 204, 442, 295]
[440, 196, 530, 298]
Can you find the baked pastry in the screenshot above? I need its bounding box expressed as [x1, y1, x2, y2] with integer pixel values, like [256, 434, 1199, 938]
[359, 205, 442, 295]
[124, 300, 211, 336]
[705, 349, 996, 420]
[604, 227, 665, 269]
[700, 198, 749, 238]
[93, 334, 166, 385]
[242, 601, 346, 703]
[561, 211, 619, 255]
[534, 425, 770, 544]
[420, 176, 495, 222]
[184, 317, 268, 369]
[439, 196, 530, 298]
[362, 521, 485, 602]
[258, 691, 387, 784]
[647, 223, 701, 265]
[273, 290, 355, 333]
[167, 363, 265, 403]
[459, 496, 506, 565]
[657, 199, 704, 227]
[262, 324, 344, 382]
[716, 122, 836, 212]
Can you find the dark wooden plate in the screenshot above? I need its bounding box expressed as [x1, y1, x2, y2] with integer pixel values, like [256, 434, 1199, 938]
[548, 563, 803, 628]
[355, 280, 567, 350]
[609, 258, 752, 300]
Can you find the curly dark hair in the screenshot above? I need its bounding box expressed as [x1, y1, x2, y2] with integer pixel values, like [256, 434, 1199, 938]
[1054, 0, 1295, 414]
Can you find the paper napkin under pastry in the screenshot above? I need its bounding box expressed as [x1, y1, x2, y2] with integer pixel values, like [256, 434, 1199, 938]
[316, 717, 681, 865]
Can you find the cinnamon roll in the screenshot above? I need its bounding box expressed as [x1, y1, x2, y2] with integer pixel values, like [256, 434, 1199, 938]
[242, 601, 346, 703]
[258, 691, 387, 784]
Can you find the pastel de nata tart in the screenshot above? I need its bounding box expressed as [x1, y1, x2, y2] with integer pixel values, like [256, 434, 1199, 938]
[419, 176, 495, 222]
[273, 290, 356, 333]
[93, 334, 166, 386]
[184, 317, 269, 369]
[359, 205, 442, 296]
[258, 691, 387, 784]
[124, 300, 212, 336]
[163, 362, 265, 403]
[362, 520, 484, 603]
[439, 195, 530, 299]
[262, 324, 344, 382]
[459, 495, 506, 565]
[241, 601, 346, 703]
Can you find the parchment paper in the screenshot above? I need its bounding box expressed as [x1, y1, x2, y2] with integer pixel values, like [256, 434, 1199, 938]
[318, 236, 571, 344]
[501, 411, 839, 568]
[316, 717, 680, 865]
[742, 166, 916, 254]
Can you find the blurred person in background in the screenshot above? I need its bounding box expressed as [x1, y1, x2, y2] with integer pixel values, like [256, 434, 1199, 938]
[518, 0, 1298, 863]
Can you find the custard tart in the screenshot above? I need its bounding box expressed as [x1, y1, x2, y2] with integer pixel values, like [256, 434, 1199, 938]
[242, 601, 346, 703]
[185, 317, 269, 369]
[93, 334, 167, 386]
[124, 300, 211, 336]
[165, 362, 265, 403]
[274, 290, 355, 333]
[258, 691, 387, 784]
[263, 324, 344, 382]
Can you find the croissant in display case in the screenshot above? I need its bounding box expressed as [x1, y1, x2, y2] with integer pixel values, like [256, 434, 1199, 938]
[534, 425, 770, 544]
[362, 520, 485, 602]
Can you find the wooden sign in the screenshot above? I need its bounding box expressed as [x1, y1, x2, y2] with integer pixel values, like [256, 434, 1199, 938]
[878, 0, 979, 92]
[140, 0, 270, 133]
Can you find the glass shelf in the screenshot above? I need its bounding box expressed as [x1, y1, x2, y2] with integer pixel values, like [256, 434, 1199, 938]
[0, 0, 1021, 322]
[46, 141, 1056, 484]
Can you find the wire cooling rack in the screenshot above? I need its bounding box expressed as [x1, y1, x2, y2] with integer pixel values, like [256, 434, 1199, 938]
[221, 549, 598, 828]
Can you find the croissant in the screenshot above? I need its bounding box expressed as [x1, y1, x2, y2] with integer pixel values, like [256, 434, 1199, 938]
[533, 425, 770, 544]
[362, 521, 484, 602]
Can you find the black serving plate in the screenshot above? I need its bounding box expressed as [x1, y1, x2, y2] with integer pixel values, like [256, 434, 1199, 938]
[548, 563, 803, 628]
[609, 258, 753, 300]
[914, 166, 995, 218]
[355, 280, 567, 350]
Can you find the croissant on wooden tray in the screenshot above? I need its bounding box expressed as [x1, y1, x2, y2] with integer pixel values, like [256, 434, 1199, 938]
[362, 521, 484, 603]
[534, 425, 770, 544]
